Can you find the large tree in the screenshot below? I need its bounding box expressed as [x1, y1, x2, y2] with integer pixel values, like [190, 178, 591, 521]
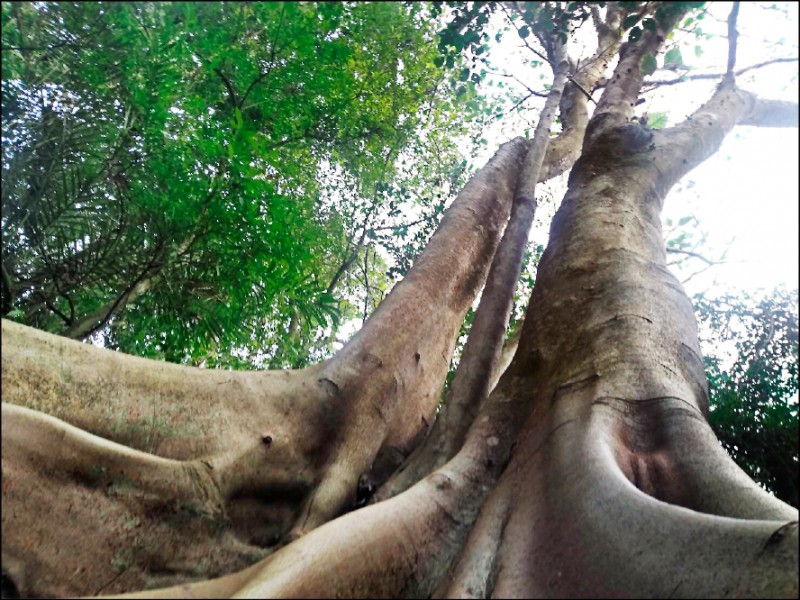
[1, 2, 798, 598]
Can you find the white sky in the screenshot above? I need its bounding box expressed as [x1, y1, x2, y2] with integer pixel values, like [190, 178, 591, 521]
[474, 1, 799, 300]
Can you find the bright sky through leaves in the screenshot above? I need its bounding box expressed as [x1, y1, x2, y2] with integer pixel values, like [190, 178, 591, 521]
[473, 1, 798, 298]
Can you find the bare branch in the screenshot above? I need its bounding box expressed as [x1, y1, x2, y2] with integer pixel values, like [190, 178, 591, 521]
[725, 2, 741, 83]
[643, 57, 799, 92]
[666, 247, 725, 266]
[680, 262, 717, 286]
[483, 69, 550, 97]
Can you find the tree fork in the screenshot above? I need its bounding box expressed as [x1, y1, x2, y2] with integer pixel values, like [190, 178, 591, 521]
[439, 7, 799, 596]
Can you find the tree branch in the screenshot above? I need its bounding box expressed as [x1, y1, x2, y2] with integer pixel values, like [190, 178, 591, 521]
[240, 4, 286, 107]
[214, 67, 239, 108]
[1, 262, 14, 314]
[63, 241, 165, 340]
[738, 98, 799, 128]
[643, 57, 799, 92]
[666, 247, 725, 266]
[725, 2, 741, 83]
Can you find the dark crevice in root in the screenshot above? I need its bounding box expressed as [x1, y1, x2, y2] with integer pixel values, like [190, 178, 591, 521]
[761, 521, 799, 552]
[352, 473, 377, 510]
[1, 568, 19, 600]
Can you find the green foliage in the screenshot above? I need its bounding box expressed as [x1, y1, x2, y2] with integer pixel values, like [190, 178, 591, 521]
[647, 112, 668, 129]
[626, 2, 706, 42]
[2, 1, 487, 368]
[696, 288, 799, 507]
[663, 47, 684, 70]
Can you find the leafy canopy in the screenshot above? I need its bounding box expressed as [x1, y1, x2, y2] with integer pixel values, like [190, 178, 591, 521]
[2, 1, 486, 367]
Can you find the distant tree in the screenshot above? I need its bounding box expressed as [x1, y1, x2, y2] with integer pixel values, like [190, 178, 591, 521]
[696, 288, 799, 507]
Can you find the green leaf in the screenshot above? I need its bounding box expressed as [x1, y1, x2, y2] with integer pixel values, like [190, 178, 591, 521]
[664, 47, 683, 68]
[629, 26, 642, 42]
[640, 53, 657, 76]
[459, 68, 470, 81]
[642, 18, 656, 33]
[518, 26, 530, 39]
[622, 15, 640, 29]
[647, 112, 667, 129]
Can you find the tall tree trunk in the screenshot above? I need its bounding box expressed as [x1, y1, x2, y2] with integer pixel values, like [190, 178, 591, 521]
[376, 43, 571, 501]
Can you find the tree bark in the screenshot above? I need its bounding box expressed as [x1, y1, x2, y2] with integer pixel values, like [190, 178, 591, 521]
[376, 42, 571, 501]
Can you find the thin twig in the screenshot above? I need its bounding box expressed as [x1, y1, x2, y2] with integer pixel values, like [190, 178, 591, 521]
[240, 3, 287, 106]
[214, 68, 239, 108]
[643, 57, 798, 91]
[371, 218, 426, 232]
[500, 3, 596, 104]
[666, 247, 724, 266]
[483, 69, 549, 97]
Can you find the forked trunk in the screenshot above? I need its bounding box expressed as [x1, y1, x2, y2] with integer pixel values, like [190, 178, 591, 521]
[440, 113, 798, 599]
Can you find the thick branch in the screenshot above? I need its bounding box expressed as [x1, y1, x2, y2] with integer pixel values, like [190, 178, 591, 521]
[738, 98, 799, 128]
[375, 47, 571, 500]
[653, 85, 799, 196]
[589, 7, 687, 142]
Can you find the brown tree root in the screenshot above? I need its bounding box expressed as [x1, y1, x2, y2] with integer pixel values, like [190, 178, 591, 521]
[92, 359, 534, 598]
[1, 137, 532, 596]
[3, 404, 225, 518]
